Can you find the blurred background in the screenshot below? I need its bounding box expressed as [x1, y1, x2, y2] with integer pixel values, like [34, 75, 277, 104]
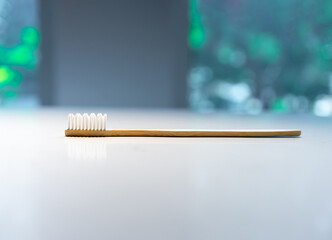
[0, 0, 332, 116]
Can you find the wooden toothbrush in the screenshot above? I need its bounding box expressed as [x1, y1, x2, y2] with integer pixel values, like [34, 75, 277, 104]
[65, 113, 301, 137]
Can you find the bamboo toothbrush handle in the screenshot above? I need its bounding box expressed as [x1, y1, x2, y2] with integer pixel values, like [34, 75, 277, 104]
[65, 129, 301, 137]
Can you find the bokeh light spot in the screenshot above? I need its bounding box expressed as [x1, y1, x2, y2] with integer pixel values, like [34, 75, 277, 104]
[0, 66, 14, 84]
[7, 45, 35, 66]
[189, 0, 206, 49]
[21, 26, 40, 46]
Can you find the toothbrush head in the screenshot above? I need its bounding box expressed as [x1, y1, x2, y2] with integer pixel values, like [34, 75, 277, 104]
[68, 113, 107, 131]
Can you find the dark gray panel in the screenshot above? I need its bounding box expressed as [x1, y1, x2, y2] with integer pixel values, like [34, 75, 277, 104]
[41, 0, 188, 108]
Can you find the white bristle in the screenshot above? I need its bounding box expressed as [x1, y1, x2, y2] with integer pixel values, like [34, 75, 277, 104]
[83, 113, 89, 130]
[79, 114, 83, 129]
[71, 114, 75, 129]
[97, 113, 103, 130]
[67, 113, 107, 130]
[103, 114, 107, 130]
[75, 113, 80, 130]
[90, 113, 96, 130]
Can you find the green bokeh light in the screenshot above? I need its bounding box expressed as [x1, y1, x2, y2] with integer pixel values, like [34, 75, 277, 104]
[247, 33, 282, 63]
[0, 66, 14, 84]
[6, 45, 36, 66]
[21, 26, 40, 46]
[189, 0, 206, 50]
[4, 90, 17, 99]
[0, 66, 22, 88]
[272, 98, 289, 112]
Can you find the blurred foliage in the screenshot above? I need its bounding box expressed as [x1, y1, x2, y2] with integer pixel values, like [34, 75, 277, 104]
[0, 26, 40, 102]
[188, 0, 332, 115]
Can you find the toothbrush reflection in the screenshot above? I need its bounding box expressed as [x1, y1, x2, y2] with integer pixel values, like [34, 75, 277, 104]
[66, 138, 107, 161]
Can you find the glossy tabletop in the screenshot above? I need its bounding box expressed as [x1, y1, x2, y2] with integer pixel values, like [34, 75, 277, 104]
[0, 109, 331, 240]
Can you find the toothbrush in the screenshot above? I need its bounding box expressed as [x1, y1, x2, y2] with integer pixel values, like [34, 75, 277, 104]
[65, 113, 301, 137]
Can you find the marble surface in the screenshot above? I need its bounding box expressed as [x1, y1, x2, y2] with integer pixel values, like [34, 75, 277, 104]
[0, 109, 331, 240]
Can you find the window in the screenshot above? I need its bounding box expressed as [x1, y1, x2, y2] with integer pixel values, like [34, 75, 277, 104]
[0, 0, 40, 107]
[188, 0, 332, 116]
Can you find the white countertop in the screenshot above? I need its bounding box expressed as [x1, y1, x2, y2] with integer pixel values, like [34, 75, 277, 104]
[0, 109, 331, 240]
